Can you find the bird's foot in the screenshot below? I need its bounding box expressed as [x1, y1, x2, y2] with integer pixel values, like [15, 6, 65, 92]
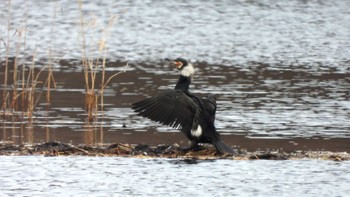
[181, 144, 205, 153]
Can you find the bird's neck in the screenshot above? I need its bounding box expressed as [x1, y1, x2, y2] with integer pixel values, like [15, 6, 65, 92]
[175, 75, 191, 92]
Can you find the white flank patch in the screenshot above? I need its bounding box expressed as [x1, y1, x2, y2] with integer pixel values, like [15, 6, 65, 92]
[191, 125, 202, 137]
[180, 64, 194, 77]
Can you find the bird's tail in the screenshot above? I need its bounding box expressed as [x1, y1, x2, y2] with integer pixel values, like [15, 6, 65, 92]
[213, 140, 238, 155]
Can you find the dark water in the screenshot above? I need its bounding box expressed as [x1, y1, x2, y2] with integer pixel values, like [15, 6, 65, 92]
[1, 60, 349, 147]
[0, 0, 350, 147]
[0, 156, 350, 196]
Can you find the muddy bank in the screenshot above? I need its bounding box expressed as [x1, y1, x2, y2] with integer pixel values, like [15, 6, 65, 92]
[1, 141, 349, 161]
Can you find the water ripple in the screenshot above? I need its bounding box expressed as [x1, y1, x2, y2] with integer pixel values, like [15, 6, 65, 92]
[0, 157, 349, 196]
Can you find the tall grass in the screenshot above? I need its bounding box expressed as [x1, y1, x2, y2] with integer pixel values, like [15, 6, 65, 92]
[46, 4, 58, 110]
[1, 0, 56, 120]
[77, 0, 128, 122]
[1, 0, 127, 146]
[2, 0, 11, 115]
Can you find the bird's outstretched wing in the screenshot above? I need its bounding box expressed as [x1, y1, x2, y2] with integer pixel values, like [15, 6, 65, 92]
[132, 89, 200, 130]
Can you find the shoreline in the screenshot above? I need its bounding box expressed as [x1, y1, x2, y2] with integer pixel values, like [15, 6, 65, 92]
[3, 129, 349, 152]
[1, 141, 349, 161]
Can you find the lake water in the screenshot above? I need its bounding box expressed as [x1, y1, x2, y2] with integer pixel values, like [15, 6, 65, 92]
[0, 1, 349, 149]
[1, 0, 350, 65]
[0, 156, 350, 196]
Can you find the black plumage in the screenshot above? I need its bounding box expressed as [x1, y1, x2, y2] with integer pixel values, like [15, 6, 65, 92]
[132, 58, 237, 155]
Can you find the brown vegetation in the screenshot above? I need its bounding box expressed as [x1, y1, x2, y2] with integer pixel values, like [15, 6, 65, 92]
[1, 141, 349, 161]
[1, 0, 127, 122]
[77, 0, 127, 121]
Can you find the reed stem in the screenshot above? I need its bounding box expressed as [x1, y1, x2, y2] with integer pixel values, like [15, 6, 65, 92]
[3, 0, 12, 113]
[77, 0, 127, 122]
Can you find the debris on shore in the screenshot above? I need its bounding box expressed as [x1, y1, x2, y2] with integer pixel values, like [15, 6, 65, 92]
[0, 141, 349, 161]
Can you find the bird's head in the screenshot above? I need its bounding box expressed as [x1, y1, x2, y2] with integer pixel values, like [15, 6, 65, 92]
[165, 58, 194, 77]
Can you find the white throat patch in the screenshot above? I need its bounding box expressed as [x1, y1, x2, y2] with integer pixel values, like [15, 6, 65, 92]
[180, 64, 194, 77]
[191, 125, 202, 137]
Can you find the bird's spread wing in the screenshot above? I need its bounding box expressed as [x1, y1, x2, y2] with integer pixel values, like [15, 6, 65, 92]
[132, 89, 200, 130]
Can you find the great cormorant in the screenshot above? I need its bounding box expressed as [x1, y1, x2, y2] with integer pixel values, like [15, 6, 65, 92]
[132, 58, 237, 155]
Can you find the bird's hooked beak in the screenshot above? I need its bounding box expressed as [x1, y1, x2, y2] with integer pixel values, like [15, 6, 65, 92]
[164, 58, 183, 69]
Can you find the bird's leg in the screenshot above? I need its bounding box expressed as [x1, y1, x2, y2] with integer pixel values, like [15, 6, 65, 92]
[189, 140, 200, 149]
[181, 140, 204, 152]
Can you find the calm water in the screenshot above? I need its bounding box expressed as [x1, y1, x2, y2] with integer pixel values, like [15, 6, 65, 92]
[0, 156, 350, 196]
[1, 0, 350, 65]
[0, 0, 350, 146]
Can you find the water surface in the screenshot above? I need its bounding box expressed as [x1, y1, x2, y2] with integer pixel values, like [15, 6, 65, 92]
[0, 156, 349, 196]
[1, 0, 350, 65]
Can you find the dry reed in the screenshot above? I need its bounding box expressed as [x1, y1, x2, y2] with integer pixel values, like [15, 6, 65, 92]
[1, 0, 56, 120]
[2, 0, 11, 114]
[1, 1, 127, 146]
[77, 0, 127, 122]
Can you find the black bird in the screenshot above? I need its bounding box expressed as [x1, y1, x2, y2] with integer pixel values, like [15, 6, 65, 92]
[132, 58, 237, 155]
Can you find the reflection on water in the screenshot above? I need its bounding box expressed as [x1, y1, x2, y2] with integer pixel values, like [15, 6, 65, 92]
[0, 157, 349, 196]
